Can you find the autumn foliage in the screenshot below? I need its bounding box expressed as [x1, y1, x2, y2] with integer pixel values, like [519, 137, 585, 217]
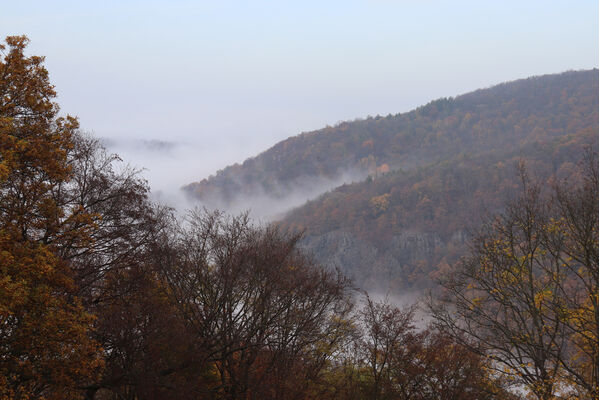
[431, 154, 599, 399]
[6, 35, 599, 400]
[0, 36, 104, 399]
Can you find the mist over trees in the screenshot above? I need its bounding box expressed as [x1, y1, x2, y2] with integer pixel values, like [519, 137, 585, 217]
[0, 36, 507, 400]
[186, 69, 599, 219]
[280, 75, 599, 293]
[4, 35, 599, 400]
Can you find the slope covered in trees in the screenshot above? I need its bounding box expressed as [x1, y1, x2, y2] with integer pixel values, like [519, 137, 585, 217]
[184, 69, 599, 217]
[281, 128, 597, 290]
[184, 69, 599, 291]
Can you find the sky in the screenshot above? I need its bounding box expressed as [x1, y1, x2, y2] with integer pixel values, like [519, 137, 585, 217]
[2, 0, 599, 206]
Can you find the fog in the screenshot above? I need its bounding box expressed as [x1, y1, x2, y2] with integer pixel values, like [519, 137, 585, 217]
[102, 136, 367, 220]
[188, 165, 369, 221]
[358, 290, 433, 330]
[4, 1, 598, 223]
[101, 136, 227, 211]
[3, 2, 598, 215]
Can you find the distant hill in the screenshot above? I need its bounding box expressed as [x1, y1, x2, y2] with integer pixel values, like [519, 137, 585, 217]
[183, 70, 599, 290]
[184, 70, 599, 212]
[280, 131, 598, 291]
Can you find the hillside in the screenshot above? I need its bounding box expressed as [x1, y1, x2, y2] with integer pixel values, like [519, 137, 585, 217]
[184, 69, 599, 290]
[183, 70, 599, 217]
[280, 130, 598, 291]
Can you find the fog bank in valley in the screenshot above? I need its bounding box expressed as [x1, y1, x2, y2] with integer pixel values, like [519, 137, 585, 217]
[102, 136, 367, 220]
[101, 137, 224, 212]
[188, 168, 368, 222]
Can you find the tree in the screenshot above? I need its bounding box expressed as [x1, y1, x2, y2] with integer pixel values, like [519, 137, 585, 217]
[358, 295, 415, 400]
[431, 153, 599, 398]
[542, 151, 599, 397]
[0, 36, 103, 399]
[430, 168, 568, 399]
[54, 132, 162, 305]
[160, 210, 353, 400]
[346, 296, 512, 400]
[90, 264, 210, 400]
[428, 156, 599, 399]
[394, 328, 515, 400]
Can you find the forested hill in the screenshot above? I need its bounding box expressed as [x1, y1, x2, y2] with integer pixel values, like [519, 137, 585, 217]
[280, 128, 598, 291]
[183, 69, 599, 216]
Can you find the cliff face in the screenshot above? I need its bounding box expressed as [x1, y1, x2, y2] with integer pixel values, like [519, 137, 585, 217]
[300, 229, 468, 291]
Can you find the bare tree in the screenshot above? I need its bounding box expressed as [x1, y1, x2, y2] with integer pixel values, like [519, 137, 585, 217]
[394, 328, 516, 400]
[541, 150, 599, 398]
[358, 295, 415, 400]
[160, 210, 353, 400]
[52, 133, 167, 304]
[430, 168, 568, 400]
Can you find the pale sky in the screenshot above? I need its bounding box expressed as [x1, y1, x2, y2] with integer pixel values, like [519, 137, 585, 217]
[2, 0, 599, 204]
